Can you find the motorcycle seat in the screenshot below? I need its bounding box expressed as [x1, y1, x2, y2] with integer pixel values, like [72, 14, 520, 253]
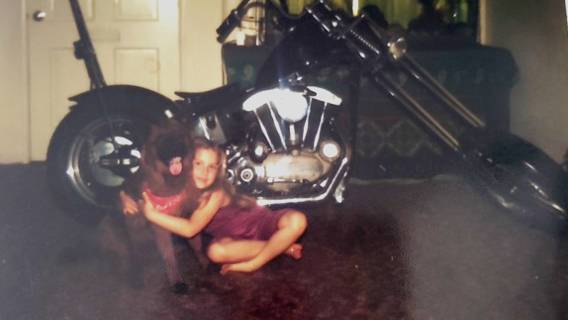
[175, 83, 245, 104]
[175, 83, 250, 115]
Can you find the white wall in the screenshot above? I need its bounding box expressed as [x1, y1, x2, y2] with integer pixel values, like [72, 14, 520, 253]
[0, 1, 226, 164]
[484, 0, 568, 162]
[0, 2, 29, 163]
[180, 1, 225, 91]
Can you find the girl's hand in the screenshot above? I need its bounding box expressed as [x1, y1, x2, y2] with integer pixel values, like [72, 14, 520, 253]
[138, 189, 226, 239]
[120, 191, 139, 215]
[141, 192, 159, 218]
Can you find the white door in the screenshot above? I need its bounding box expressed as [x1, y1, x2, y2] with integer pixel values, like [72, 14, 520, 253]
[27, 0, 180, 160]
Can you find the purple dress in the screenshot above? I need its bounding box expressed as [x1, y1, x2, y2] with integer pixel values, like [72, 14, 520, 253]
[204, 205, 290, 241]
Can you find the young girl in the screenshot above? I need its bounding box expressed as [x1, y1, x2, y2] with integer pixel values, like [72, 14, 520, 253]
[142, 138, 308, 274]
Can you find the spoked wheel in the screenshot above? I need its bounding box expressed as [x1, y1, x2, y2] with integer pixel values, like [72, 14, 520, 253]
[465, 133, 567, 222]
[47, 105, 149, 224]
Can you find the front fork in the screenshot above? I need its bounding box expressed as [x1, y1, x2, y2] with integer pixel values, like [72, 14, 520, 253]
[367, 55, 487, 157]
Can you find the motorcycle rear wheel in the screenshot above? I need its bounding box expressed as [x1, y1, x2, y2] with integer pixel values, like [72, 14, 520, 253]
[47, 104, 150, 224]
[465, 133, 567, 223]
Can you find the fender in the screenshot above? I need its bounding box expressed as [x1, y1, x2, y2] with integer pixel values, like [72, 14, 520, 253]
[68, 84, 182, 122]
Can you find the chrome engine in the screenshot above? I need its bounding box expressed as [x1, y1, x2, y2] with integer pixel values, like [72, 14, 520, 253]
[192, 85, 350, 205]
[230, 146, 338, 192]
[225, 86, 349, 204]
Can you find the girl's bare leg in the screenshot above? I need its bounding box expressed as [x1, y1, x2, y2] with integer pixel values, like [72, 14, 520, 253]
[207, 238, 266, 264]
[208, 238, 303, 264]
[220, 210, 307, 274]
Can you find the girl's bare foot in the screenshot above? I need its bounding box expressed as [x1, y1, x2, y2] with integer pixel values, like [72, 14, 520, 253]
[220, 244, 303, 275]
[285, 243, 303, 260]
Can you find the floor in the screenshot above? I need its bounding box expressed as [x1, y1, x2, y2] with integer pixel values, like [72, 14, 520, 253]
[1, 163, 567, 320]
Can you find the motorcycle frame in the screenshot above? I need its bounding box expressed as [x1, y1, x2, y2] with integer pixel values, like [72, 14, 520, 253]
[242, 1, 565, 217]
[69, 0, 105, 89]
[55, 0, 566, 216]
[65, 0, 501, 177]
[252, 1, 487, 158]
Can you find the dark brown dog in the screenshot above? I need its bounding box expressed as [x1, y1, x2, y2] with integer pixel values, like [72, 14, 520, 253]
[120, 120, 208, 294]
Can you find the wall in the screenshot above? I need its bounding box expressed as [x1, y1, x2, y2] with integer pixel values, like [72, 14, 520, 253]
[0, 2, 29, 163]
[484, 0, 568, 162]
[0, 1, 227, 164]
[180, 1, 225, 91]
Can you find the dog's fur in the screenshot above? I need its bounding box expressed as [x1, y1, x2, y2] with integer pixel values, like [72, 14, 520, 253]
[123, 120, 195, 208]
[121, 120, 209, 281]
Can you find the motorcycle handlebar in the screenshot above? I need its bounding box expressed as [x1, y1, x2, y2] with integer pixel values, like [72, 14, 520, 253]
[216, 0, 251, 43]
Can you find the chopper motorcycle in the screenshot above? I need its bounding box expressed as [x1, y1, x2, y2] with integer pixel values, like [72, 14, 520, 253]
[47, 0, 567, 224]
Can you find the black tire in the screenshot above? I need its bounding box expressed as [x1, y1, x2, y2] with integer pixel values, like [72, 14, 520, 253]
[47, 104, 151, 225]
[465, 133, 567, 223]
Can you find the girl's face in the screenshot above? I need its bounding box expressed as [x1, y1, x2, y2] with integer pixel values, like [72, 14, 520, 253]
[192, 148, 220, 189]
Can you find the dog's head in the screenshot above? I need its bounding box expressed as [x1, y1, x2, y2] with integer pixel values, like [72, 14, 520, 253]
[140, 120, 194, 195]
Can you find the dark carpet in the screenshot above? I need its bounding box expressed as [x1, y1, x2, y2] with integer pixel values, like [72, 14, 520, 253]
[1, 164, 567, 319]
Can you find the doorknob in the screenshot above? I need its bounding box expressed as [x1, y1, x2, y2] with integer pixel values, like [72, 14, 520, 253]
[32, 10, 47, 22]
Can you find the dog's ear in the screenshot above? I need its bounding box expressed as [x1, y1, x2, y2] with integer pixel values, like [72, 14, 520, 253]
[145, 124, 162, 145]
[140, 123, 166, 173]
[138, 120, 193, 194]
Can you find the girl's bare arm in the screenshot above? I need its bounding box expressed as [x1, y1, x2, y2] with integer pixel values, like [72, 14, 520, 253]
[119, 191, 140, 215]
[142, 190, 226, 238]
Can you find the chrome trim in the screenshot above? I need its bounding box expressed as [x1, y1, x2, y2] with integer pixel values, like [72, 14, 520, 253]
[256, 155, 350, 206]
[268, 102, 288, 150]
[289, 124, 298, 146]
[306, 86, 343, 105]
[198, 117, 211, 140]
[253, 109, 276, 150]
[301, 97, 313, 146]
[312, 103, 328, 150]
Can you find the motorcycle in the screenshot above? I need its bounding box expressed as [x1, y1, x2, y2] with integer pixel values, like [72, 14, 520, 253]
[47, 0, 567, 224]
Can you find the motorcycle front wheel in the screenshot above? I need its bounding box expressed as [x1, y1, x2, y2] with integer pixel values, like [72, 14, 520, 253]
[465, 133, 567, 223]
[47, 104, 150, 224]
